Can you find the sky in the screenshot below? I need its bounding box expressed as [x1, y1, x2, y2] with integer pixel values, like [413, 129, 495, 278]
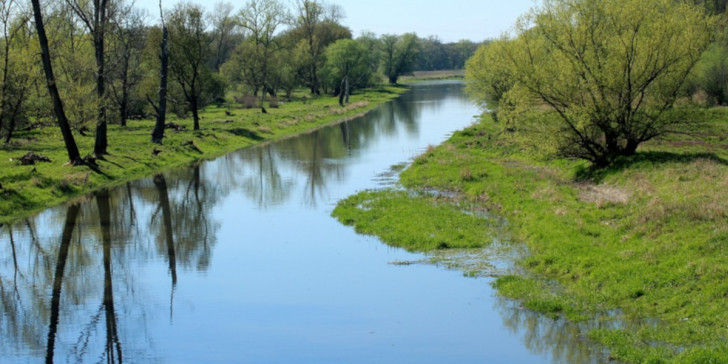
[134, 0, 536, 43]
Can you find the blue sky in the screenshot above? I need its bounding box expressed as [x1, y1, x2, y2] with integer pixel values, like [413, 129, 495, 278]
[134, 0, 536, 43]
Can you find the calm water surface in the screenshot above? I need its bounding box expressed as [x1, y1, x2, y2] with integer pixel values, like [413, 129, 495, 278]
[0, 82, 601, 363]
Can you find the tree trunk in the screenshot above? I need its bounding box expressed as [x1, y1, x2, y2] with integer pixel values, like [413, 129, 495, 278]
[154, 174, 177, 286]
[45, 203, 80, 364]
[97, 190, 123, 363]
[344, 65, 350, 104]
[31, 0, 82, 164]
[119, 56, 130, 127]
[192, 97, 200, 131]
[151, 26, 169, 144]
[93, 0, 109, 157]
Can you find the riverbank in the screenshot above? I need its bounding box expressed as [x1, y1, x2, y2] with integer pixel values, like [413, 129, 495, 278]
[399, 70, 464, 83]
[0, 86, 406, 224]
[333, 108, 728, 362]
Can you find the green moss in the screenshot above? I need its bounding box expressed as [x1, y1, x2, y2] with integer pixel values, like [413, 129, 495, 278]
[0, 86, 406, 223]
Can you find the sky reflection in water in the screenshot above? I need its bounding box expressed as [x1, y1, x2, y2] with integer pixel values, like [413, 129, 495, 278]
[0, 82, 602, 363]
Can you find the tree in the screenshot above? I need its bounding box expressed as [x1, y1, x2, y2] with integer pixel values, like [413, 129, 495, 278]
[464, 39, 515, 114]
[471, 0, 713, 167]
[65, 0, 111, 157]
[150, 1, 169, 143]
[167, 2, 216, 131]
[380, 33, 418, 84]
[208, 2, 238, 72]
[292, 0, 349, 95]
[236, 0, 288, 112]
[108, 3, 146, 127]
[31, 0, 82, 164]
[322, 38, 374, 105]
[0, 0, 31, 143]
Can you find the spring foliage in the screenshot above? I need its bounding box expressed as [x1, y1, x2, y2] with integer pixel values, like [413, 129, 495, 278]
[466, 0, 714, 166]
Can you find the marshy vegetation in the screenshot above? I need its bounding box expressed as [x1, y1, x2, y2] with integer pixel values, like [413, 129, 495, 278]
[334, 0, 728, 362]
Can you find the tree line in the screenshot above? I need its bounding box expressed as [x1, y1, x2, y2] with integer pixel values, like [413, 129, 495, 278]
[2, 0, 481, 164]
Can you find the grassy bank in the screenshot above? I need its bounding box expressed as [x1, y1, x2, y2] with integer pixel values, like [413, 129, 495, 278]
[399, 70, 465, 83]
[0, 86, 406, 224]
[333, 108, 728, 362]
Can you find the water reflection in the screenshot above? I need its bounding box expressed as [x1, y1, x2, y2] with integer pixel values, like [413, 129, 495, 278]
[0, 82, 606, 363]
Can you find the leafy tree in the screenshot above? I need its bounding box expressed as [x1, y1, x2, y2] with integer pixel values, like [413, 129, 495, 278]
[292, 0, 349, 95]
[108, 3, 146, 126]
[65, 0, 112, 157]
[0, 0, 31, 143]
[208, 2, 239, 72]
[464, 39, 514, 116]
[167, 2, 219, 131]
[236, 0, 288, 112]
[380, 33, 418, 84]
[148, 2, 170, 144]
[470, 0, 713, 167]
[322, 38, 375, 105]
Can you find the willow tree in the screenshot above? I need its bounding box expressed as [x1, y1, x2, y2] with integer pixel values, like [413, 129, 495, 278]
[470, 0, 713, 167]
[380, 33, 418, 85]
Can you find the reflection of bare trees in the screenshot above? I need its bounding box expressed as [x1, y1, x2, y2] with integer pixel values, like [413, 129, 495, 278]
[240, 146, 294, 209]
[45, 204, 80, 363]
[153, 174, 177, 287]
[1, 82, 477, 362]
[97, 190, 123, 364]
[495, 296, 610, 363]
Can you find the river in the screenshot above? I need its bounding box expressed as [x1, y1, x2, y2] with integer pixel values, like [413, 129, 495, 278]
[0, 82, 600, 363]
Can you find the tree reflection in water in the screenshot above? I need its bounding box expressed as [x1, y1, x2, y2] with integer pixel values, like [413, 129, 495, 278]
[495, 296, 611, 363]
[45, 204, 80, 364]
[2, 82, 562, 363]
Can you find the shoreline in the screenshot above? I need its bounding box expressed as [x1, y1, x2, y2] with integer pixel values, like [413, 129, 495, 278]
[333, 109, 728, 362]
[0, 86, 408, 224]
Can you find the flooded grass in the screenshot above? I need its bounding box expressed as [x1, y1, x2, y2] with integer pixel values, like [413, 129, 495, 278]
[334, 108, 728, 362]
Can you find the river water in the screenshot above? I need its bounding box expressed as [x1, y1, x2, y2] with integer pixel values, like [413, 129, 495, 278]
[0, 82, 600, 363]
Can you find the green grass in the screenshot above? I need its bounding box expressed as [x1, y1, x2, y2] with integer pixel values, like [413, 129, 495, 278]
[333, 189, 495, 252]
[333, 106, 728, 362]
[0, 86, 406, 223]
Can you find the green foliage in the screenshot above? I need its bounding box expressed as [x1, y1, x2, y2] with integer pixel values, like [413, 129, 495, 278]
[415, 37, 479, 71]
[0, 85, 406, 223]
[464, 39, 514, 112]
[391, 109, 728, 361]
[167, 2, 221, 129]
[332, 189, 494, 252]
[467, 0, 715, 166]
[380, 33, 419, 84]
[689, 42, 728, 105]
[321, 38, 376, 94]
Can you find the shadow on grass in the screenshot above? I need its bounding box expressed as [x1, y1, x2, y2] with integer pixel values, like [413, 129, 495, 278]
[227, 128, 264, 141]
[576, 151, 728, 183]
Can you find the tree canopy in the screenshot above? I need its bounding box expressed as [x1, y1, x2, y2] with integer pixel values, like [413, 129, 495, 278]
[467, 0, 714, 166]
